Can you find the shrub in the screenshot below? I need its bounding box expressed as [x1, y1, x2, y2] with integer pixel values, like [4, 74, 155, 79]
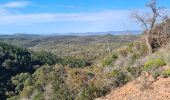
[102, 57, 113, 66]
[133, 42, 148, 56]
[7, 96, 19, 100]
[60, 57, 89, 68]
[143, 59, 166, 79]
[139, 42, 148, 56]
[20, 86, 34, 98]
[163, 68, 170, 77]
[144, 59, 166, 70]
[151, 70, 162, 79]
[109, 70, 130, 87]
[102, 52, 118, 66]
[77, 83, 109, 100]
[33, 91, 44, 100]
[118, 47, 128, 57]
[127, 67, 142, 77]
[11, 73, 32, 93]
[112, 52, 118, 59]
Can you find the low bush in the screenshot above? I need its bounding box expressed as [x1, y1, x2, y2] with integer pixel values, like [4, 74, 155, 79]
[77, 83, 109, 100]
[117, 47, 128, 57]
[144, 59, 166, 70]
[102, 52, 118, 66]
[20, 86, 34, 98]
[109, 70, 130, 87]
[127, 67, 142, 77]
[102, 57, 113, 66]
[11, 73, 32, 93]
[7, 96, 19, 100]
[163, 68, 170, 77]
[60, 57, 90, 68]
[32, 91, 44, 100]
[143, 59, 166, 79]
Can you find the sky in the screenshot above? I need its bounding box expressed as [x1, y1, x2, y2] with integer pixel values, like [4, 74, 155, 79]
[0, 0, 169, 34]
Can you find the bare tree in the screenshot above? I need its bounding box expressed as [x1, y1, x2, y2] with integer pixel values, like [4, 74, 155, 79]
[132, 0, 166, 53]
[107, 40, 111, 56]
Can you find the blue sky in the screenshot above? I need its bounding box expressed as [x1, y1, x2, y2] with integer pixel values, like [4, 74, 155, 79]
[0, 0, 169, 34]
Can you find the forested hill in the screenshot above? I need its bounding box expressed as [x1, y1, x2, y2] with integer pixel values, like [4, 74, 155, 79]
[0, 42, 60, 99]
[0, 41, 92, 99]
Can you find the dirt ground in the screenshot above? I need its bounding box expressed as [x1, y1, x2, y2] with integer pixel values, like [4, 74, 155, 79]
[96, 73, 170, 100]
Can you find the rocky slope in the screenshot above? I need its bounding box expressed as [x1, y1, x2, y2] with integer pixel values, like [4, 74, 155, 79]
[97, 72, 170, 100]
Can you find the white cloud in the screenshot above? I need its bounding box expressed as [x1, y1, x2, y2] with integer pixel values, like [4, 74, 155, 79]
[56, 5, 83, 9]
[0, 10, 140, 31]
[1, 1, 30, 8]
[0, 1, 31, 15]
[0, 10, 131, 24]
[0, 9, 144, 31]
[0, 2, 138, 31]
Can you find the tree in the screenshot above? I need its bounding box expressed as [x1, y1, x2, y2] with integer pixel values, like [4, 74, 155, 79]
[132, 0, 166, 53]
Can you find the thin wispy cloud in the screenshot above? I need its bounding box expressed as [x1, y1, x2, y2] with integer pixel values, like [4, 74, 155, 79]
[0, 10, 130, 25]
[0, 1, 32, 15]
[0, 9, 139, 32]
[0, 0, 168, 33]
[0, 1, 134, 28]
[57, 5, 83, 9]
[0, 1, 168, 33]
[1, 1, 31, 8]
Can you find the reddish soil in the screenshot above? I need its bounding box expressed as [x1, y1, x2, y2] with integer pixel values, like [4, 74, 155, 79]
[97, 74, 170, 100]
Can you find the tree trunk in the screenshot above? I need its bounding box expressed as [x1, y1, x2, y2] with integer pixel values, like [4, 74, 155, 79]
[146, 36, 153, 54]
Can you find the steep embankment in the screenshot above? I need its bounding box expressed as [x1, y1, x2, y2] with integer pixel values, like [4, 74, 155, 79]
[96, 19, 170, 100]
[97, 73, 170, 100]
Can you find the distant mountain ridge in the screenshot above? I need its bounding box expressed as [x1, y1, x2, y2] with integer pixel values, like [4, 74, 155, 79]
[45, 30, 141, 36]
[0, 30, 141, 37]
[0, 33, 44, 39]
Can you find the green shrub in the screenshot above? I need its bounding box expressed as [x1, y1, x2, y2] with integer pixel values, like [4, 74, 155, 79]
[109, 70, 130, 86]
[127, 67, 142, 77]
[20, 86, 34, 98]
[60, 57, 89, 68]
[102, 57, 113, 66]
[102, 53, 118, 66]
[33, 91, 44, 100]
[11, 73, 32, 93]
[112, 52, 118, 59]
[7, 96, 19, 100]
[164, 69, 170, 75]
[163, 68, 170, 77]
[144, 59, 166, 70]
[109, 70, 119, 77]
[77, 83, 109, 100]
[151, 70, 162, 79]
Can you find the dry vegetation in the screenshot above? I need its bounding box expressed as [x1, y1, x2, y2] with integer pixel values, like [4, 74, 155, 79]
[2, 18, 170, 100]
[0, 34, 137, 62]
[1, 0, 170, 100]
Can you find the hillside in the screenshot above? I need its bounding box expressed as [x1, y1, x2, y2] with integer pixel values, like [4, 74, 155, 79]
[0, 42, 62, 99]
[1, 19, 170, 100]
[0, 19, 169, 100]
[96, 19, 170, 100]
[0, 34, 137, 62]
[1, 0, 170, 100]
[97, 75, 170, 100]
[2, 19, 170, 100]
[0, 42, 90, 100]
